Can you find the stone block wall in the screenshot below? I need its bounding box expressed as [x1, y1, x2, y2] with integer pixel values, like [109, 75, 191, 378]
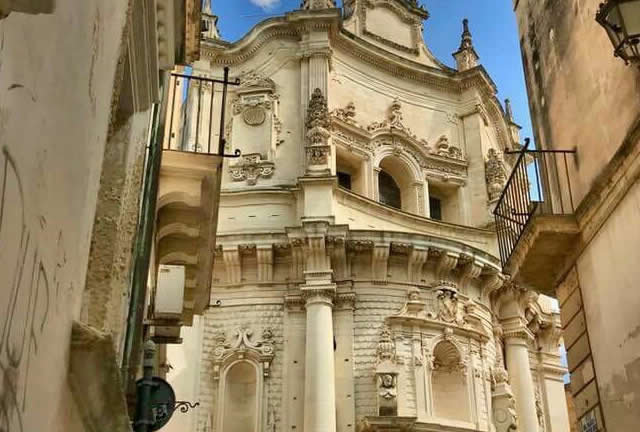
[197, 303, 285, 432]
[352, 288, 407, 419]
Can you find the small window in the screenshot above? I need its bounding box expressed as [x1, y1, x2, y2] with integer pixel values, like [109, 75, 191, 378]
[429, 197, 442, 220]
[338, 172, 352, 190]
[379, 171, 402, 209]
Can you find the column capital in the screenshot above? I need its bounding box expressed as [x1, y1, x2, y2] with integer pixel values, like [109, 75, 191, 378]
[301, 285, 336, 307]
[503, 327, 535, 344]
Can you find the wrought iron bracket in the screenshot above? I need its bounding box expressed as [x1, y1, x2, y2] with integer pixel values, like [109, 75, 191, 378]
[174, 401, 200, 414]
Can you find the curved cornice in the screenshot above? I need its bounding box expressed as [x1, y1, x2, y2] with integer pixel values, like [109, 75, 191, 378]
[202, 10, 513, 150]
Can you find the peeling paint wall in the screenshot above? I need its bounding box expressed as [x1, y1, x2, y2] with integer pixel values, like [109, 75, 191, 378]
[0, 0, 131, 431]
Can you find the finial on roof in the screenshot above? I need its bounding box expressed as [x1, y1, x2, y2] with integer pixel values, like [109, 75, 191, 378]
[459, 18, 473, 51]
[505, 98, 514, 122]
[453, 18, 479, 72]
[300, 0, 336, 9]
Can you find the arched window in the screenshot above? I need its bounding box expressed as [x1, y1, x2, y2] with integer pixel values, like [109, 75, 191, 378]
[377, 156, 422, 214]
[379, 170, 402, 209]
[431, 341, 469, 422]
[222, 361, 258, 432]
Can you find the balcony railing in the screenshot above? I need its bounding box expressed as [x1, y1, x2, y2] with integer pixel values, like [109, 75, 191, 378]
[493, 139, 577, 269]
[164, 68, 240, 156]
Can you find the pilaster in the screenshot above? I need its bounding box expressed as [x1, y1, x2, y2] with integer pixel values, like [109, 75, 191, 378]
[222, 246, 241, 284]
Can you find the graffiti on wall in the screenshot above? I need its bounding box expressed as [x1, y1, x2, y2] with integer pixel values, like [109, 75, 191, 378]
[0, 146, 70, 432]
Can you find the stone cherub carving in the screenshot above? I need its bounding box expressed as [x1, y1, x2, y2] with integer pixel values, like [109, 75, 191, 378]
[379, 374, 397, 400]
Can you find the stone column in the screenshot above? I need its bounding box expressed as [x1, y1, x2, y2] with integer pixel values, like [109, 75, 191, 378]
[373, 167, 381, 201]
[302, 286, 337, 432]
[504, 328, 538, 432]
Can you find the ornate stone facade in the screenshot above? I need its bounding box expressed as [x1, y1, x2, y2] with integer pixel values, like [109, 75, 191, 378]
[164, 2, 570, 432]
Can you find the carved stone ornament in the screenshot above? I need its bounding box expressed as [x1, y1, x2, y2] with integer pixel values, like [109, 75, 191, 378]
[212, 326, 275, 379]
[536, 389, 545, 427]
[485, 148, 508, 201]
[306, 145, 331, 166]
[331, 101, 357, 125]
[229, 153, 275, 185]
[238, 72, 276, 91]
[378, 373, 397, 400]
[367, 98, 416, 138]
[306, 88, 330, 130]
[432, 135, 464, 160]
[300, 0, 336, 9]
[243, 106, 267, 126]
[434, 282, 467, 326]
[377, 326, 395, 363]
[233, 94, 273, 116]
[377, 373, 398, 416]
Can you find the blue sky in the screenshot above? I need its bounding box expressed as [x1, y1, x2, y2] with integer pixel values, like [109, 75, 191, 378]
[211, 0, 533, 144]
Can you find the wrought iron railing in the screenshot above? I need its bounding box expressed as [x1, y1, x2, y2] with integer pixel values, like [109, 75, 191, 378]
[493, 139, 577, 269]
[164, 67, 240, 157]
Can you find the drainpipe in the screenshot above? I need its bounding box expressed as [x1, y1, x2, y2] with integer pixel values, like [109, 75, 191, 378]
[121, 71, 169, 401]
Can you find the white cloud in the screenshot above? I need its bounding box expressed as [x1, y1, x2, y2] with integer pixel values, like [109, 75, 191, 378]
[250, 0, 281, 10]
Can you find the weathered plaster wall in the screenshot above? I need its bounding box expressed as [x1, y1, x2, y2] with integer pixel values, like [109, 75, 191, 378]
[514, 0, 640, 204]
[575, 179, 640, 430]
[83, 109, 150, 360]
[514, 1, 640, 430]
[0, 0, 130, 430]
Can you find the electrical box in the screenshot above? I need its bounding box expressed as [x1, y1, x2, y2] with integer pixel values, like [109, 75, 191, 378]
[154, 264, 185, 319]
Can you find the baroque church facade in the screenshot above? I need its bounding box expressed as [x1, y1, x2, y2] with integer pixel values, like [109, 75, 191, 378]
[166, 1, 571, 432]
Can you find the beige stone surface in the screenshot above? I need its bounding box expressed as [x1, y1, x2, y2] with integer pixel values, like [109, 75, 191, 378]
[0, 1, 131, 431]
[576, 179, 640, 430]
[512, 2, 640, 430]
[163, 2, 571, 432]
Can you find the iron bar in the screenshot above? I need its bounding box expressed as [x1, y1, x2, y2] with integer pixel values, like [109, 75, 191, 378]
[168, 77, 178, 150]
[174, 401, 200, 414]
[195, 79, 202, 152]
[167, 69, 240, 157]
[208, 82, 215, 153]
[565, 153, 575, 211]
[218, 67, 230, 156]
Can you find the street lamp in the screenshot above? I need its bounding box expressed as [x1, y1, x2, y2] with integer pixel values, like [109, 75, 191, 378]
[596, 0, 640, 64]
